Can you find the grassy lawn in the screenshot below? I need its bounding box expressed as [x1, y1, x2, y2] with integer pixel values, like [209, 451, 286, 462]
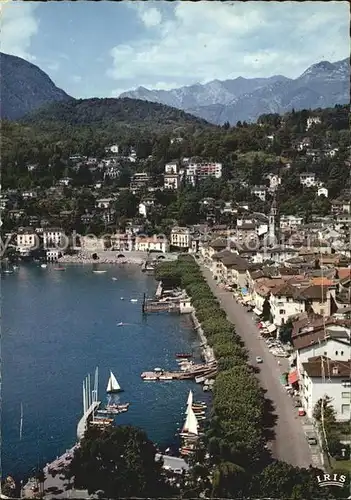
[331, 459, 351, 472]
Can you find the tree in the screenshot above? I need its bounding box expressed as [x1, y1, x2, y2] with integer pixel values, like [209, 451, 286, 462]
[68, 426, 173, 498]
[280, 318, 293, 344]
[262, 297, 271, 322]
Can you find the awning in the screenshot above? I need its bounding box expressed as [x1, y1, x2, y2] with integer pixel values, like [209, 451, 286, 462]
[267, 324, 277, 334]
[288, 370, 299, 385]
[253, 308, 263, 316]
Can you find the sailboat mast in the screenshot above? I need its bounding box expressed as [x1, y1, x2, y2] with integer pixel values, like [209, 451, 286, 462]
[87, 374, 91, 408]
[19, 403, 23, 440]
[83, 381, 86, 414]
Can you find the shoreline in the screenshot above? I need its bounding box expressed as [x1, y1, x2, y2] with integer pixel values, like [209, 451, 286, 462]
[190, 310, 216, 364]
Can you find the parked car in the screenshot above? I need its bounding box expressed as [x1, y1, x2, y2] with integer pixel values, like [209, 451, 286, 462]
[255, 356, 263, 363]
[298, 407, 306, 416]
[305, 432, 317, 445]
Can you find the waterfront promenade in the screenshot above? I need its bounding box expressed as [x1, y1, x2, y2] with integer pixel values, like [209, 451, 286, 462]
[200, 264, 317, 469]
[58, 250, 178, 265]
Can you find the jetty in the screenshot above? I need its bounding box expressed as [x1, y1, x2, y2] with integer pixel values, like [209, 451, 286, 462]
[141, 361, 217, 381]
[77, 368, 101, 440]
[142, 293, 180, 313]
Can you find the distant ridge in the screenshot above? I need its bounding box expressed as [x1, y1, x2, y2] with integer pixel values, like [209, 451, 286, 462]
[120, 58, 350, 124]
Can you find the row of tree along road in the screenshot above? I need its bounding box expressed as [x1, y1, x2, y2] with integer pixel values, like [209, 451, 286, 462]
[55, 255, 349, 499]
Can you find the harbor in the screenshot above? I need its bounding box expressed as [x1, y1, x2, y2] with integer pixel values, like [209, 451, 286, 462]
[2, 264, 211, 482]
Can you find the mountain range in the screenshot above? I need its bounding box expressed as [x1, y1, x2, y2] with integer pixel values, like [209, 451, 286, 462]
[0, 52, 349, 126]
[120, 58, 350, 125]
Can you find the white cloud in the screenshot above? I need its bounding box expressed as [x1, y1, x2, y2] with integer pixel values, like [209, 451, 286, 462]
[72, 75, 82, 83]
[140, 7, 162, 28]
[108, 1, 349, 90]
[1, 3, 39, 60]
[127, 2, 162, 28]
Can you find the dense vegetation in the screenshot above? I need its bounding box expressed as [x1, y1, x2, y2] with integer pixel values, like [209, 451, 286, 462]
[154, 255, 349, 498]
[68, 425, 174, 498]
[22, 97, 212, 132]
[2, 106, 349, 234]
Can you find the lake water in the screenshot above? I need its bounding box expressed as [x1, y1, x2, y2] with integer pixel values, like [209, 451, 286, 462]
[1, 264, 208, 479]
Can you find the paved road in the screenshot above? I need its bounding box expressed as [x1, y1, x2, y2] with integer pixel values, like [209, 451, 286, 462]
[201, 265, 315, 469]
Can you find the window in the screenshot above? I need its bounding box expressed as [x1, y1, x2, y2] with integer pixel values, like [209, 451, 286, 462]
[341, 404, 350, 415]
[324, 351, 327, 356]
[279, 309, 285, 315]
[341, 392, 351, 399]
[341, 351, 344, 356]
[335, 351, 339, 356]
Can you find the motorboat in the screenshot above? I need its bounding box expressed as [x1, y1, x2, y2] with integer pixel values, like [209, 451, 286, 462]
[117, 322, 124, 327]
[112, 277, 118, 281]
[41, 264, 47, 268]
[176, 353, 193, 359]
[93, 270, 107, 274]
[142, 375, 158, 381]
[130, 298, 138, 303]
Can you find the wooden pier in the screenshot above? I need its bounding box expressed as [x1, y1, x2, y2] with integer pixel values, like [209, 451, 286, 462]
[141, 361, 217, 381]
[142, 293, 180, 313]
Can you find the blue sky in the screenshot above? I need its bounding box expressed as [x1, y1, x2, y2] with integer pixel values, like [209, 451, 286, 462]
[1, 1, 349, 98]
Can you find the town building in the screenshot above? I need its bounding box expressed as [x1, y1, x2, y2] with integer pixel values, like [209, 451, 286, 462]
[110, 233, 134, 252]
[185, 162, 222, 186]
[58, 177, 72, 187]
[96, 198, 115, 209]
[306, 116, 321, 130]
[210, 250, 250, 288]
[138, 199, 155, 218]
[135, 235, 169, 253]
[331, 199, 351, 215]
[317, 187, 329, 198]
[266, 173, 282, 191]
[46, 249, 61, 261]
[164, 162, 181, 190]
[300, 172, 317, 187]
[280, 215, 304, 230]
[16, 228, 38, 253]
[105, 144, 119, 154]
[130, 173, 150, 192]
[43, 228, 66, 249]
[250, 185, 267, 202]
[170, 227, 192, 249]
[299, 357, 350, 421]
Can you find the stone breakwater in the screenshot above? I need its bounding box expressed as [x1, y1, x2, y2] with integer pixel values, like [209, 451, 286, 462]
[58, 251, 145, 265]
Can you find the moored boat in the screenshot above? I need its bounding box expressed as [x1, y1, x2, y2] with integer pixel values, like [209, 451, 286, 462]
[159, 374, 173, 380]
[106, 403, 130, 411]
[176, 353, 192, 359]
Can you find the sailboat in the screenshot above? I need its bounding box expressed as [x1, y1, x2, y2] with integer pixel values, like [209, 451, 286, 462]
[106, 371, 123, 394]
[180, 405, 198, 437]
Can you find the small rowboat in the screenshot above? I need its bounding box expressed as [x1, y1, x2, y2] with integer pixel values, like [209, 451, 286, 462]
[176, 353, 193, 359]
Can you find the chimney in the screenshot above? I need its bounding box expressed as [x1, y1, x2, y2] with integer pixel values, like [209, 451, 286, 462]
[332, 365, 339, 375]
